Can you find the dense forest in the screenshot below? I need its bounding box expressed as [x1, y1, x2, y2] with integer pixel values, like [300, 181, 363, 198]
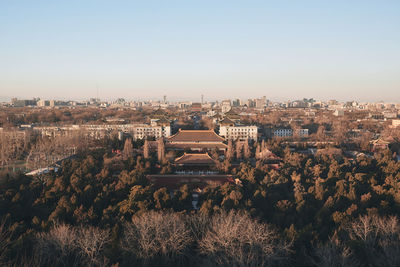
[1, 144, 400, 266]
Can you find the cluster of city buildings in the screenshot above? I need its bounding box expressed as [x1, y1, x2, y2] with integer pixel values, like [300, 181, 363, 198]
[4, 96, 400, 144]
[7, 96, 400, 111]
[20, 120, 171, 141]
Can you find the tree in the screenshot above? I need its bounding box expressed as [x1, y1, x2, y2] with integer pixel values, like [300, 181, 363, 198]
[35, 223, 111, 267]
[236, 141, 242, 159]
[157, 138, 165, 163]
[346, 215, 400, 267]
[143, 139, 150, 159]
[76, 226, 111, 267]
[255, 142, 261, 159]
[226, 139, 234, 160]
[36, 223, 80, 266]
[153, 187, 172, 209]
[123, 138, 134, 160]
[0, 218, 12, 265]
[311, 237, 358, 267]
[121, 211, 192, 266]
[199, 210, 291, 267]
[243, 140, 251, 159]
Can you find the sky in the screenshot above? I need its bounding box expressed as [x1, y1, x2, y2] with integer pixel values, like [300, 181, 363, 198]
[0, 0, 400, 102]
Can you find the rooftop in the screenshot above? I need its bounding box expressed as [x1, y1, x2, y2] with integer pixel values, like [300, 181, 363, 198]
[167, 129, 225, 143]
[174, 153, 216, 165]
[219, 117, 236, 126]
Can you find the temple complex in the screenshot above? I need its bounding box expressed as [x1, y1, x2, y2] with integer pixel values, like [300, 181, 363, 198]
[165, 129, 227, 152]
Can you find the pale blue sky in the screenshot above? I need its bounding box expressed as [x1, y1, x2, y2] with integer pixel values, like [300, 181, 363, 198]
[1, 0, 399, 102]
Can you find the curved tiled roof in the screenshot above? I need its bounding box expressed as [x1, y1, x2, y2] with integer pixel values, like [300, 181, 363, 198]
[174, 153, 216, 165]
[219, 117, 235, 126]
[166, 143, 228, 150]
[167, 129, 225, 142]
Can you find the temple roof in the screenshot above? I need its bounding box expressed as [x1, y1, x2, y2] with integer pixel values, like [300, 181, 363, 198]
[166, 143, 227, 150]
[167, 129, 225, 142]
[174, 153, 216, 165]
[224, 108, 239, 115]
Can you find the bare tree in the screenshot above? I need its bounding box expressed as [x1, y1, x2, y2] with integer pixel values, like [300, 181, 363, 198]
[76, 226, 111, 267]
[0, 130, 27, 168]
[121, 211, 192, 267]
[310, 237, 359, 267]
[36, 223, 80, 267]
[25, 131, 81, 172]
[199, 210, 291, 267]
[35, 223, 111, 267]
[346, 215, 400, 267]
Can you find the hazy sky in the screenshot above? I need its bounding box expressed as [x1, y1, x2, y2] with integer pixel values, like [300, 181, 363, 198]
[1, 1, 399, 102]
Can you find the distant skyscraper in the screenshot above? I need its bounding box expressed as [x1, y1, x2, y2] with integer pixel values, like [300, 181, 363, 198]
[232, 99, 240, 107]
[163, 95, 167, 104]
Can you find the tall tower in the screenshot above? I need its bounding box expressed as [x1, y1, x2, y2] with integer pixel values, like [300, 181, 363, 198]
[201, 94, 204, 104]
[163, 95, 167, 104]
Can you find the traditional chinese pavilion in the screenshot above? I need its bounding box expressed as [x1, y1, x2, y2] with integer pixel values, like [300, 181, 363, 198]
[165, 129, 227, 152]
[174, 153, 217, 172]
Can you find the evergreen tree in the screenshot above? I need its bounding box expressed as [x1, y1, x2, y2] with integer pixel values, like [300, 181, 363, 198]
[157, 138, 165, 163]
[143, 139, 150, 159]
[236, 141, 243, 159]
[226, 139, 234, 160]
[122, 138, 133, 160]
[243, 140, 251, 159]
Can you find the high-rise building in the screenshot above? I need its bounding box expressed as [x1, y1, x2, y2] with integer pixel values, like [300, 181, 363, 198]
[221, 100, 231, 113]
[232, 99, 240, 107]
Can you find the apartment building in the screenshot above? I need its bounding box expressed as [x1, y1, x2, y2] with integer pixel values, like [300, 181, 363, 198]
[219, 125, 258, 141]
[32, 123, 171, 140]
[273, 128, 293, 138]
[392, 119, 400, 128]
[273, 128, 309, 138]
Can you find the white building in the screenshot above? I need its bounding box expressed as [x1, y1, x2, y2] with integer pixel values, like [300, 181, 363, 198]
[219, 125, 258, 141]
[37, 99, 50, 107]
[273, 128, 293, 138]
[392, 119, 400, 128]
[273, 128, 309, 138]
[130, 124, 171, 140]
[333, 109, 344, 116]
[296, 129, 309, 137]
[221, 100, 231, 113]
[32, 123, 171, 140]
[383, 112, 397, 119]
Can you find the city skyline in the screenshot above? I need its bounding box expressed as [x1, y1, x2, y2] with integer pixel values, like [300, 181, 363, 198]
[1, 1, 400, 102]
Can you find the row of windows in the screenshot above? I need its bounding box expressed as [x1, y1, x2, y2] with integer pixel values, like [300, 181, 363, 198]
[228, 129, 257, 132]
